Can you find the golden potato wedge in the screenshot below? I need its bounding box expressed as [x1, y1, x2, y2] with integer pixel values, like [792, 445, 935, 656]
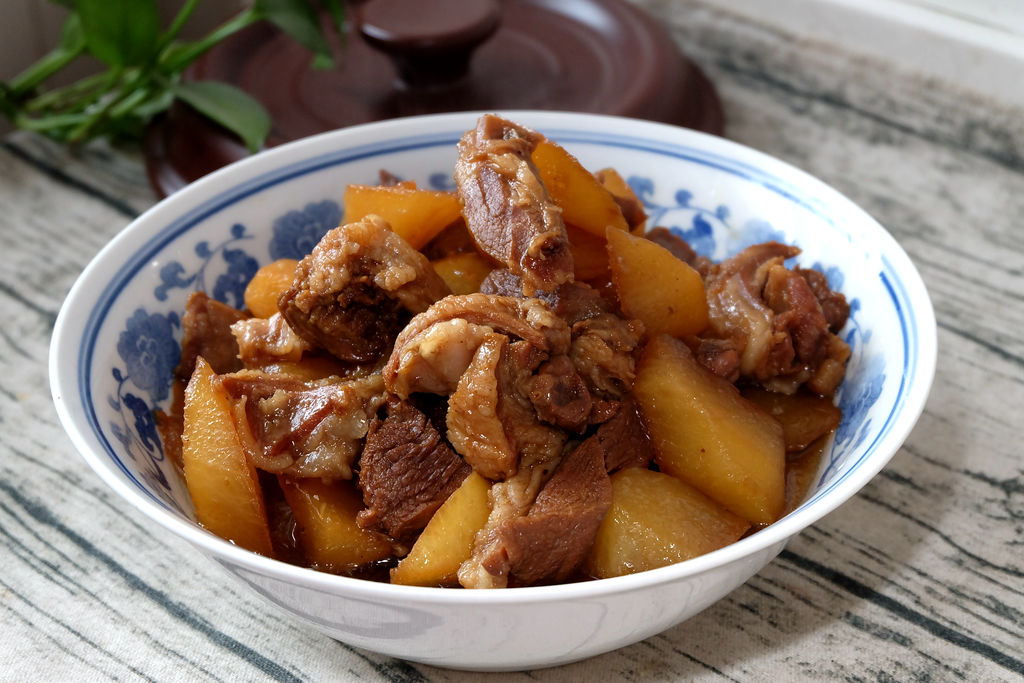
[595, 167, 647, 233]
[634, 335, 786, 524]
[390, 472, 491, 587]
[182, 357, 274, 555]
[431, 252, 494, 295]
[244, 258, 299, 318]
[586, 467, 750, 578]
[607, 227, 709, 337]
[531, 139, 629, 238]
[343, 184, 463, 249]
[279, 477, 393, 572]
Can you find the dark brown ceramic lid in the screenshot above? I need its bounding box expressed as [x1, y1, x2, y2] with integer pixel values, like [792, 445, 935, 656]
[144, 0, 723, 197]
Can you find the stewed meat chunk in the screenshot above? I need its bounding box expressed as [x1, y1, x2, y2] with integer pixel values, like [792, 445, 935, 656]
[593, 396, 655, 473]
[357, 397, 470, 541]
[526, 354, 592, 433]
[702, 241, 850, 395]
[231, 312, 312, 366]
[384, 293, 571, 398]
[177, 291, 246, 379]
[455, 114, 574, 295]
[479, 270, 643, 420]
[490, 434, 612, 586]
[220, 371, 385, 480]
[279, 214, 451, 363]
[446, 334, 567, 482]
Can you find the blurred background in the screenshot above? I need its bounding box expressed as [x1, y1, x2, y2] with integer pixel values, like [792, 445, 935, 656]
[2, 0, 1023, 136]
[0, 0, 246, 135]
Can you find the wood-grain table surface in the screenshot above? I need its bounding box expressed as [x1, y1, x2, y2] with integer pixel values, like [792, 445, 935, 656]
[2, 3, 1021, 681]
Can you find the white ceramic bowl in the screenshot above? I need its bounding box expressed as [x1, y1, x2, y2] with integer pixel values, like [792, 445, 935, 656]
[50, 111, 936, 671]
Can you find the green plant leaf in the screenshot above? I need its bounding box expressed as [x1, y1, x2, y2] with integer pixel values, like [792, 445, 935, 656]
[75, 0, 161, 66]
[171, 80, 271, 153]
[253, 0, 333, 66]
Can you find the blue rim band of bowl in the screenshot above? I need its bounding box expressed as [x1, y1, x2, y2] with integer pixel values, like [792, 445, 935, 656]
[75, 121, 922, 559]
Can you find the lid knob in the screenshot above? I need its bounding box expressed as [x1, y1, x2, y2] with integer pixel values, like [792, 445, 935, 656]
[358, 0, 501, 88]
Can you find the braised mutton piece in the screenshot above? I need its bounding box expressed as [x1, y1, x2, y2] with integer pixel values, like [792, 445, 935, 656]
[480, 270, 644, 420]
[455, 115, 574, 295]
[762, 264, 851, 395]
[231, 312, 312, 366]
[356, 397, 471, 541]
[592, 396, 655, 473]
[446, 334, 568, 482]
[177, 291, 247, 379]
[278, 215, 451, 364]
[702, 242, 850, 395]
[220, 371, 385, 480]
[489, 434, 612, 586]
[383, 293, 571, 399]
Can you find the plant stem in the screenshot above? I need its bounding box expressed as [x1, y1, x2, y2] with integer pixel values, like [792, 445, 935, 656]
[24, 71, 113, 114]
[14, 111, 91, 132]
[161, 0, 201, 47]
[66, 69, 141, 144]
[159, 9, 260, 73]
[8, 45, 84, 97]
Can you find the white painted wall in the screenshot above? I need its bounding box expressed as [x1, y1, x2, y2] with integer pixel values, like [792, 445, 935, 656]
[694, 0, 1024, 108]
[902, 0, 1024, 33]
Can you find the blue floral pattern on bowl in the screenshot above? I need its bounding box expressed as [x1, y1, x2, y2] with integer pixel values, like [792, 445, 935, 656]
[269, 200, 342, 261]
[154, 222, 257, 309]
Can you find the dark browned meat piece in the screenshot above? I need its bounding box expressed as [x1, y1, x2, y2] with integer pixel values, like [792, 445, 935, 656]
[613, 194, 647, 232]
[764, 264, 831, 366]
[455, 114, 574, 296]
[694, 337, 741, 382]
[452, 338, 572, 588]
[377, 169, 403, 186]
[645, 226, 714, 278]
[569, 314, 643, 404]
[221, 371, 384, 480]
[478, 267, 523, 298]
[594, 396, 654, 473]
[490, 433, 612, 585]
[764, 263, 851, 395]
[357, 397, 470, 541]
[702, 242, 850, 395]
[384, 293, 570, 398]
[279, 215, 451, 364]
[459, 453, 562, 589]
[593, 168, 648, 231]
[177, 291, 246, 379]
[704, 242, 801, 382]
[527, 354, 592, 433]
[447, 335, 566, 481]
[479, 269, 642, 417]
[480, 269, 613, 325]
[445, 333, 519, 481]
[796, 266, 850, 332]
